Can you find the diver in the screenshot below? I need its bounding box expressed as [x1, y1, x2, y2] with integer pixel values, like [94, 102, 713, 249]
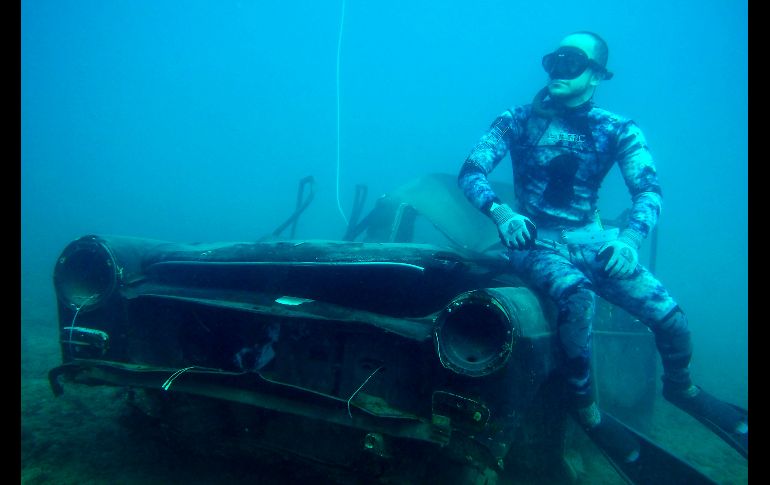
[457, 31, 747, 472]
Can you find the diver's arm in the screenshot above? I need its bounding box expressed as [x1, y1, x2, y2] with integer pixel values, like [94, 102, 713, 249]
[457, 111, 514, 215]
[614, 120, 663, 246]
[458, 111, 535, 250]
[596, 120, 662, 277]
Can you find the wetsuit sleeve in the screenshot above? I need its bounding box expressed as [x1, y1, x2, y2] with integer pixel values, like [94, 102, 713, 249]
[615, 120, 663, 241]
[457, 111, 514, 215]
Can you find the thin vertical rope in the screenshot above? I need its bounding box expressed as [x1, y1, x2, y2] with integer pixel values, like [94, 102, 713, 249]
[335, 0, 349, 226]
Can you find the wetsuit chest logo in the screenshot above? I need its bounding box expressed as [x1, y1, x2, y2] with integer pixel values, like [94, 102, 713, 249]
[544, 130, 587, 148]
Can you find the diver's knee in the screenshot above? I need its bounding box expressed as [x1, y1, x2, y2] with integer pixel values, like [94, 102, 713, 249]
[558, 285, 596, 315]
[654, 306, 693, 368]
[655, 306, 691, 339]
[557, 286, 596, 353]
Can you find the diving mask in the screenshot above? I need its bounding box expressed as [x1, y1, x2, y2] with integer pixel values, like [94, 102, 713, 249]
[542, 46, 614, 80]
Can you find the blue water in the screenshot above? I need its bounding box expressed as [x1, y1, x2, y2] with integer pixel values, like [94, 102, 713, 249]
[21, 1, 747, 483]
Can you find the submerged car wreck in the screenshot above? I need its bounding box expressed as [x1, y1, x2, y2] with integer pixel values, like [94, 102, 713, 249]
[48, 174, 729, 484]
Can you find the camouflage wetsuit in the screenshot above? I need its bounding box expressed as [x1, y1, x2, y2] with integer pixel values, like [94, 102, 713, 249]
[458, 98, 693, 409]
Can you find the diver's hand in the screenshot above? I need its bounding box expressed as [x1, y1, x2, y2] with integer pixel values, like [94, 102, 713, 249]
[597, 230, 642, 278]
[489, 202, 536, 250]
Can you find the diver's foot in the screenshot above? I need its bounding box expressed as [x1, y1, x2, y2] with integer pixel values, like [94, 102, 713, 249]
[575, 403, 641, 465]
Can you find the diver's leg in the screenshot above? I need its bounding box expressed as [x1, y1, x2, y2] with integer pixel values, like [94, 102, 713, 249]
[653, 306, 694, 393]
[507, 248, 641, 464]
[594, 259, 748, 453]
[507, 247, 597, 409]
[590, 260, 694, 392]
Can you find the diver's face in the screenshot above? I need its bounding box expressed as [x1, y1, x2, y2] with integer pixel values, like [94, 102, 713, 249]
[546, 34, 602, 106]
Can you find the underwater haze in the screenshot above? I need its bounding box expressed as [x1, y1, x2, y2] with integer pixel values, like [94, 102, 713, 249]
[22, 0, 747, 483]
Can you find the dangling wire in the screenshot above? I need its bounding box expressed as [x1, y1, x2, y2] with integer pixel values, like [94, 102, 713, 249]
[161, 366, 196, 391]
[347, 365, 382, 418]
[67, 294, 97, 356]
[335, 0, 349, 226]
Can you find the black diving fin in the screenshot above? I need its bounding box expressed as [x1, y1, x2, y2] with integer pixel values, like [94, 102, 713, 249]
[671, 394, 748, 459]
[682, 403, 749, 460]
[703, 402, 747, 459]
[582, 411, 719, 485]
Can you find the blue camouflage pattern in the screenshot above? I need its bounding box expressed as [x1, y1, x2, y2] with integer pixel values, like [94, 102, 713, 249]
[505, 241, 685, 404]
[458, 99, 691, 407]
[459, 103, 662, 236]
